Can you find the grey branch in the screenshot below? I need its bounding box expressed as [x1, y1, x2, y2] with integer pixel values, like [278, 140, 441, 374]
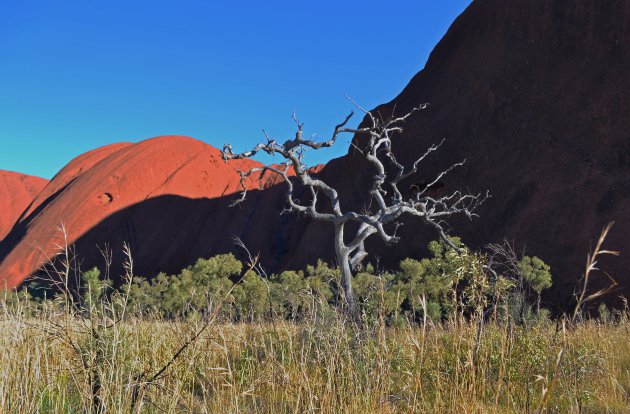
[221, 102, 488, 317]
[222, 104, 487, 251]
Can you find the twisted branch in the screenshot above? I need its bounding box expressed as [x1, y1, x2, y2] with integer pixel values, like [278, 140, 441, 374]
[221, 101, 488, 268]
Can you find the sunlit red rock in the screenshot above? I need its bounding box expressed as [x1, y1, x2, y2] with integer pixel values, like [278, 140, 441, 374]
[0, 171, 48, 241]
[0, 136, 281, 289]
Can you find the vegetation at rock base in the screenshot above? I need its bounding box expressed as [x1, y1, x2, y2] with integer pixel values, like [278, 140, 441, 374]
[64, 238, 551, 324]
[221, 105, 487, 320]
[0, 238, 628, 413]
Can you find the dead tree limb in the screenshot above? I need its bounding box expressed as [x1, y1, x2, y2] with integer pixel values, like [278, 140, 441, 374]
[221, 100, 488, 320]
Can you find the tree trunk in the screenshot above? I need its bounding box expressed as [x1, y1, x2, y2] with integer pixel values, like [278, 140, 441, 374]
[334, 223, 359, 321]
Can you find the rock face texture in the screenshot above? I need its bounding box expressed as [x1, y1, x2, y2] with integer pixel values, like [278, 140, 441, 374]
[1, 0, 629, 308]
[293, 0, 630, 305]
[0, 171, 48, 241]
[0, 136, 292, 289]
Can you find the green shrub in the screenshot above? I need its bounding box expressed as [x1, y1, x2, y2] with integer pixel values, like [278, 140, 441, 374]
[353, 268, 400, 321]
[233, 270, 270, 321]
[17, 242, 553, 325]
[128, 254, 242, 318]
[518, 255, 552, 311]
[270, 270, 307, 320]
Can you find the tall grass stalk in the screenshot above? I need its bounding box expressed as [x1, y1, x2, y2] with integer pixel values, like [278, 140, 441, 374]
[2, 293, 630, 413]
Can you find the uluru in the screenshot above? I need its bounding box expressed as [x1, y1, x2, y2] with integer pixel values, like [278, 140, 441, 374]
[0, 136, 291, 289]
[2, 0, 630, 308]
[4, 2, 630, 411]
[293, 0, 630, 306]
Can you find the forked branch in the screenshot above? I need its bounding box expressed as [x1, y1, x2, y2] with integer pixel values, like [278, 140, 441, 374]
[221, 100, 487, 317]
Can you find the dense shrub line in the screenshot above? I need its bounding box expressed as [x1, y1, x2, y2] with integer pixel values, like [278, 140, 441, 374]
[21, 238, 553, 324]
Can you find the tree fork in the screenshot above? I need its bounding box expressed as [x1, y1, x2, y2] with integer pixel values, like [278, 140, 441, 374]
[221, 98, 487, 319]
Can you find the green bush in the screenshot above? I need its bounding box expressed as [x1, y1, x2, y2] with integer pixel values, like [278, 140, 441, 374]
[128, 254, 242, 318]
[7, 241, 554, 325]
[518, 255, 552, 311]
[353, 267, 400, 321]
[232, 270, 270, 321]
[270, 270, 307, 320]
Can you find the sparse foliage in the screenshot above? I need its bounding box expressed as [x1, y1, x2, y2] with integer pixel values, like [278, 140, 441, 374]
[487, 240, 554, 322]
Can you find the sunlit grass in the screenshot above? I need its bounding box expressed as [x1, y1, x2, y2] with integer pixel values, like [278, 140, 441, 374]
[1, 299, 629, 413]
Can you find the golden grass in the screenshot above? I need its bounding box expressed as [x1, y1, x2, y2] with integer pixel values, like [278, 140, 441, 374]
[1, 302, 629, 413]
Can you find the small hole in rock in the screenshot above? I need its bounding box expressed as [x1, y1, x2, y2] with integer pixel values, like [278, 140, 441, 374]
[98, 192, 114, 204]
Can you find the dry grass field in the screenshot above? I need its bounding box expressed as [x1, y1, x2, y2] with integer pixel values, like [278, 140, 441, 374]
[1, 295, 629, 413]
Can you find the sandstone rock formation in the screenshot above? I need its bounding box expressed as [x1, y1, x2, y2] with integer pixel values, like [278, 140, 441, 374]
[294, 0, 630, 306]
[2, 0, 629, 309]
[0, 170, 48, 241]
[0, 136, 289, 289]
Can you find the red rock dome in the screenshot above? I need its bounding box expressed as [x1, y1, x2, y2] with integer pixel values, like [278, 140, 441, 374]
[0, 136, 276, 289]
[0, 170, 48, 241]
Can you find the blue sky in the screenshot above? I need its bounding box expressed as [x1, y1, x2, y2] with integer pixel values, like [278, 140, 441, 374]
[0, 0, 471, 179]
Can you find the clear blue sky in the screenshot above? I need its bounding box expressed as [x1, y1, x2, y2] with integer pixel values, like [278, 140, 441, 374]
[0, 0, 472, 179]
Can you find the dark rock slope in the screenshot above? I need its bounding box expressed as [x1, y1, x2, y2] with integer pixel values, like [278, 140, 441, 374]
[2, 0, 629, 308]
[294, 0, 630, 305]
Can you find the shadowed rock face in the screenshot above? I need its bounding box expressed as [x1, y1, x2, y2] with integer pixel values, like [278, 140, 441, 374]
[1, 0, 629, 309]
[293, 0, 630, 307]
[0, 171, 48, 241]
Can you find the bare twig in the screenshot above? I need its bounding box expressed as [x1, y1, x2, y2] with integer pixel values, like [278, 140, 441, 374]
[221, 101, 487, 318]
[537, 222, 618, 413]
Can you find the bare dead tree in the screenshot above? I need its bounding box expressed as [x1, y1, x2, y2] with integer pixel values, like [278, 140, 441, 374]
[221, 100, 487, 319]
